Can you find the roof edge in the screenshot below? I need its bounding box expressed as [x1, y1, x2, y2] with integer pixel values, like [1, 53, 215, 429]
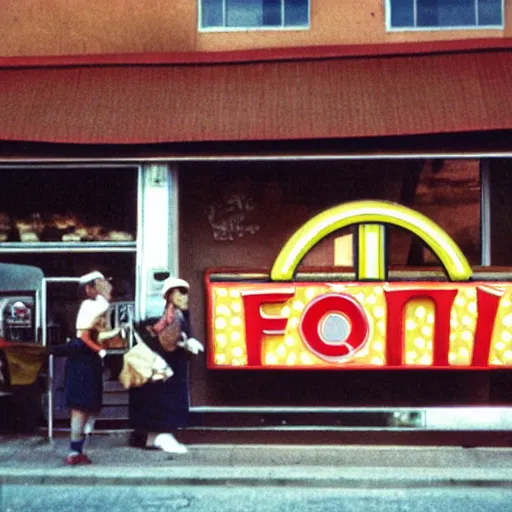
[1, 38, 512, 69]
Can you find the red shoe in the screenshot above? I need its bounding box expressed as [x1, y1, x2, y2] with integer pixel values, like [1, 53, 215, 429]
[79, 453, 93, 464]
[65, 453, 93, 465]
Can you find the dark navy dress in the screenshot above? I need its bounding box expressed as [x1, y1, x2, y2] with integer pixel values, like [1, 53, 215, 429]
[128, 314, 191, 432]
[65, 338, 103, 414]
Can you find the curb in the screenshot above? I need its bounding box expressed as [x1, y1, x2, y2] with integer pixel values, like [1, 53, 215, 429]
[2, 466, 512, 489]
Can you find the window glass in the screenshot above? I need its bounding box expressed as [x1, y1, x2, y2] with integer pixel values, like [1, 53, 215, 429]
[391, 159, 481, 267]
[179, 158, 481, 274]
[263, 0, 282, 25]
[0, 168, 137, 243]
[418, 0, 475, 27]
[389, 0, 502, 28]
[489, 159, 512, 266]
[201, 0, 309, 29]
[478, 0, 503, 24]
[417, 0, 437, 26]
[284, 0, 309, 25]
[439, 0, 475, 26]
[227, 0, 262, 27]
[390, 0, 414, 27]
[202, 0, 224, 27]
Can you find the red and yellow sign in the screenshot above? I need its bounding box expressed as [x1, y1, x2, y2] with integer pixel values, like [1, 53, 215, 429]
[206, 201, 512, 370]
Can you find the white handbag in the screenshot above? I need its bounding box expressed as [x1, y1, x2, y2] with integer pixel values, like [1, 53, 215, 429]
[118, 331, 173, 389]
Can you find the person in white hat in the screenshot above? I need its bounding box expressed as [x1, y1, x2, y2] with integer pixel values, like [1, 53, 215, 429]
[129, 275, 203, 454]
[64, 270, 125, 465]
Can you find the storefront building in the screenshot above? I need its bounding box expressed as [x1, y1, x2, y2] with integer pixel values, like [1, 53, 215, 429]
[1, 1, 512, 430]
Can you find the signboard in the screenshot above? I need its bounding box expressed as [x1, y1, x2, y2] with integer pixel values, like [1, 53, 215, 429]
[206, 200, 512, 370]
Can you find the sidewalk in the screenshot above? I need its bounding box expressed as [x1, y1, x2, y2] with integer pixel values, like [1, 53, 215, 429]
[1, 432, 512, 488]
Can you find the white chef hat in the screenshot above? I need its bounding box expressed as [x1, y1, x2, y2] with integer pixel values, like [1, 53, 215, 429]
[79, 270, 106, 285]
[161, 276, 189, 298]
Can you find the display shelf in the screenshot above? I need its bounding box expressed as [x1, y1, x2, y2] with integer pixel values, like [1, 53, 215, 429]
[0, 242, 137, 253]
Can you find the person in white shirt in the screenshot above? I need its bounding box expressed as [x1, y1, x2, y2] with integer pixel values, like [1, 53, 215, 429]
[64, 270, 122, 465]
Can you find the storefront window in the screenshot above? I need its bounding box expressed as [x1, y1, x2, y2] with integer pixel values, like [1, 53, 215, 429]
[0, 166, 138, 346]
[388, 159, 481, 268]
[0, 167, 137, 244]
[489, 159, 512, 266]
[180, 158, 481, 278]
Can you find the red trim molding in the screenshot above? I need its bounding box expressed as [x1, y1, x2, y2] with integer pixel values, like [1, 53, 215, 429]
[1, 38, 512, 69]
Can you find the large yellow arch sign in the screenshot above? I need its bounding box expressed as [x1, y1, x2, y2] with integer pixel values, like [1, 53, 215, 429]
[205, 200, 512, 370]
[270, 200, 472, 282]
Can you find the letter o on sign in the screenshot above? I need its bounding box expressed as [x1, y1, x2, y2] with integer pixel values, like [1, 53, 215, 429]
[299, 293, 369, 362]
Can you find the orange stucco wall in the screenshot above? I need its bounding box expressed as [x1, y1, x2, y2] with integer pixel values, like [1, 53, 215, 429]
[1, 0, 197, 56]
[1, 0, 511, 57]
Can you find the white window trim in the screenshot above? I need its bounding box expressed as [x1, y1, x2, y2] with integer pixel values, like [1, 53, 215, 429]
[385, 0, 504, 32]
[198, 0, 310, 32]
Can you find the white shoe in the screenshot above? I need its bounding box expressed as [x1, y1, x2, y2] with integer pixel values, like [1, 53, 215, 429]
[153, 433, 188, 454]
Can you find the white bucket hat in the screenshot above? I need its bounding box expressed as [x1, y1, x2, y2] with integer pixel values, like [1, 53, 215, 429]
[79, 270, 106, 285]
[161, 276, 189, 298]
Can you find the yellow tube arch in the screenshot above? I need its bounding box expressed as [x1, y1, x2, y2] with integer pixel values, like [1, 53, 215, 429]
[270, 200, 473, 282]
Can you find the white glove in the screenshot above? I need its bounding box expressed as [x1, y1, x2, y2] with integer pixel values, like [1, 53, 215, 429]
[98, 349, 107, 359]
[178, 337, 204, 355]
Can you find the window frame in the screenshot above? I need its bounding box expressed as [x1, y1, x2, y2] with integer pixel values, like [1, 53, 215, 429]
[198, 0, 310, 32]
[385, 0, 504, 31]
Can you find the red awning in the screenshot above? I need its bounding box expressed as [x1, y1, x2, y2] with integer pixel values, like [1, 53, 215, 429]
[1, 40, 512, 145]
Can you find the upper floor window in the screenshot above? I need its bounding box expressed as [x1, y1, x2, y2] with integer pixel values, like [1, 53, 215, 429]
[200, 0, 309, 30]
[388, 0, 503, 30]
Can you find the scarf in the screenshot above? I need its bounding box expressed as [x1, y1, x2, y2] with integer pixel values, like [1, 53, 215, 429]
[152, 304, 176, 335]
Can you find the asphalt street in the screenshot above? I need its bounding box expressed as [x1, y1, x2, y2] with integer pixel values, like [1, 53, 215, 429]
[3, 484, 512, 512]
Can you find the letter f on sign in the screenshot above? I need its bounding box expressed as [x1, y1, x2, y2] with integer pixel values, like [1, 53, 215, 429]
[241, 289, 295, 366]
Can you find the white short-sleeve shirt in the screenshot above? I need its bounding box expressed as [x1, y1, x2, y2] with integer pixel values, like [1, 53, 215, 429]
[76, 295, 110, 334]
